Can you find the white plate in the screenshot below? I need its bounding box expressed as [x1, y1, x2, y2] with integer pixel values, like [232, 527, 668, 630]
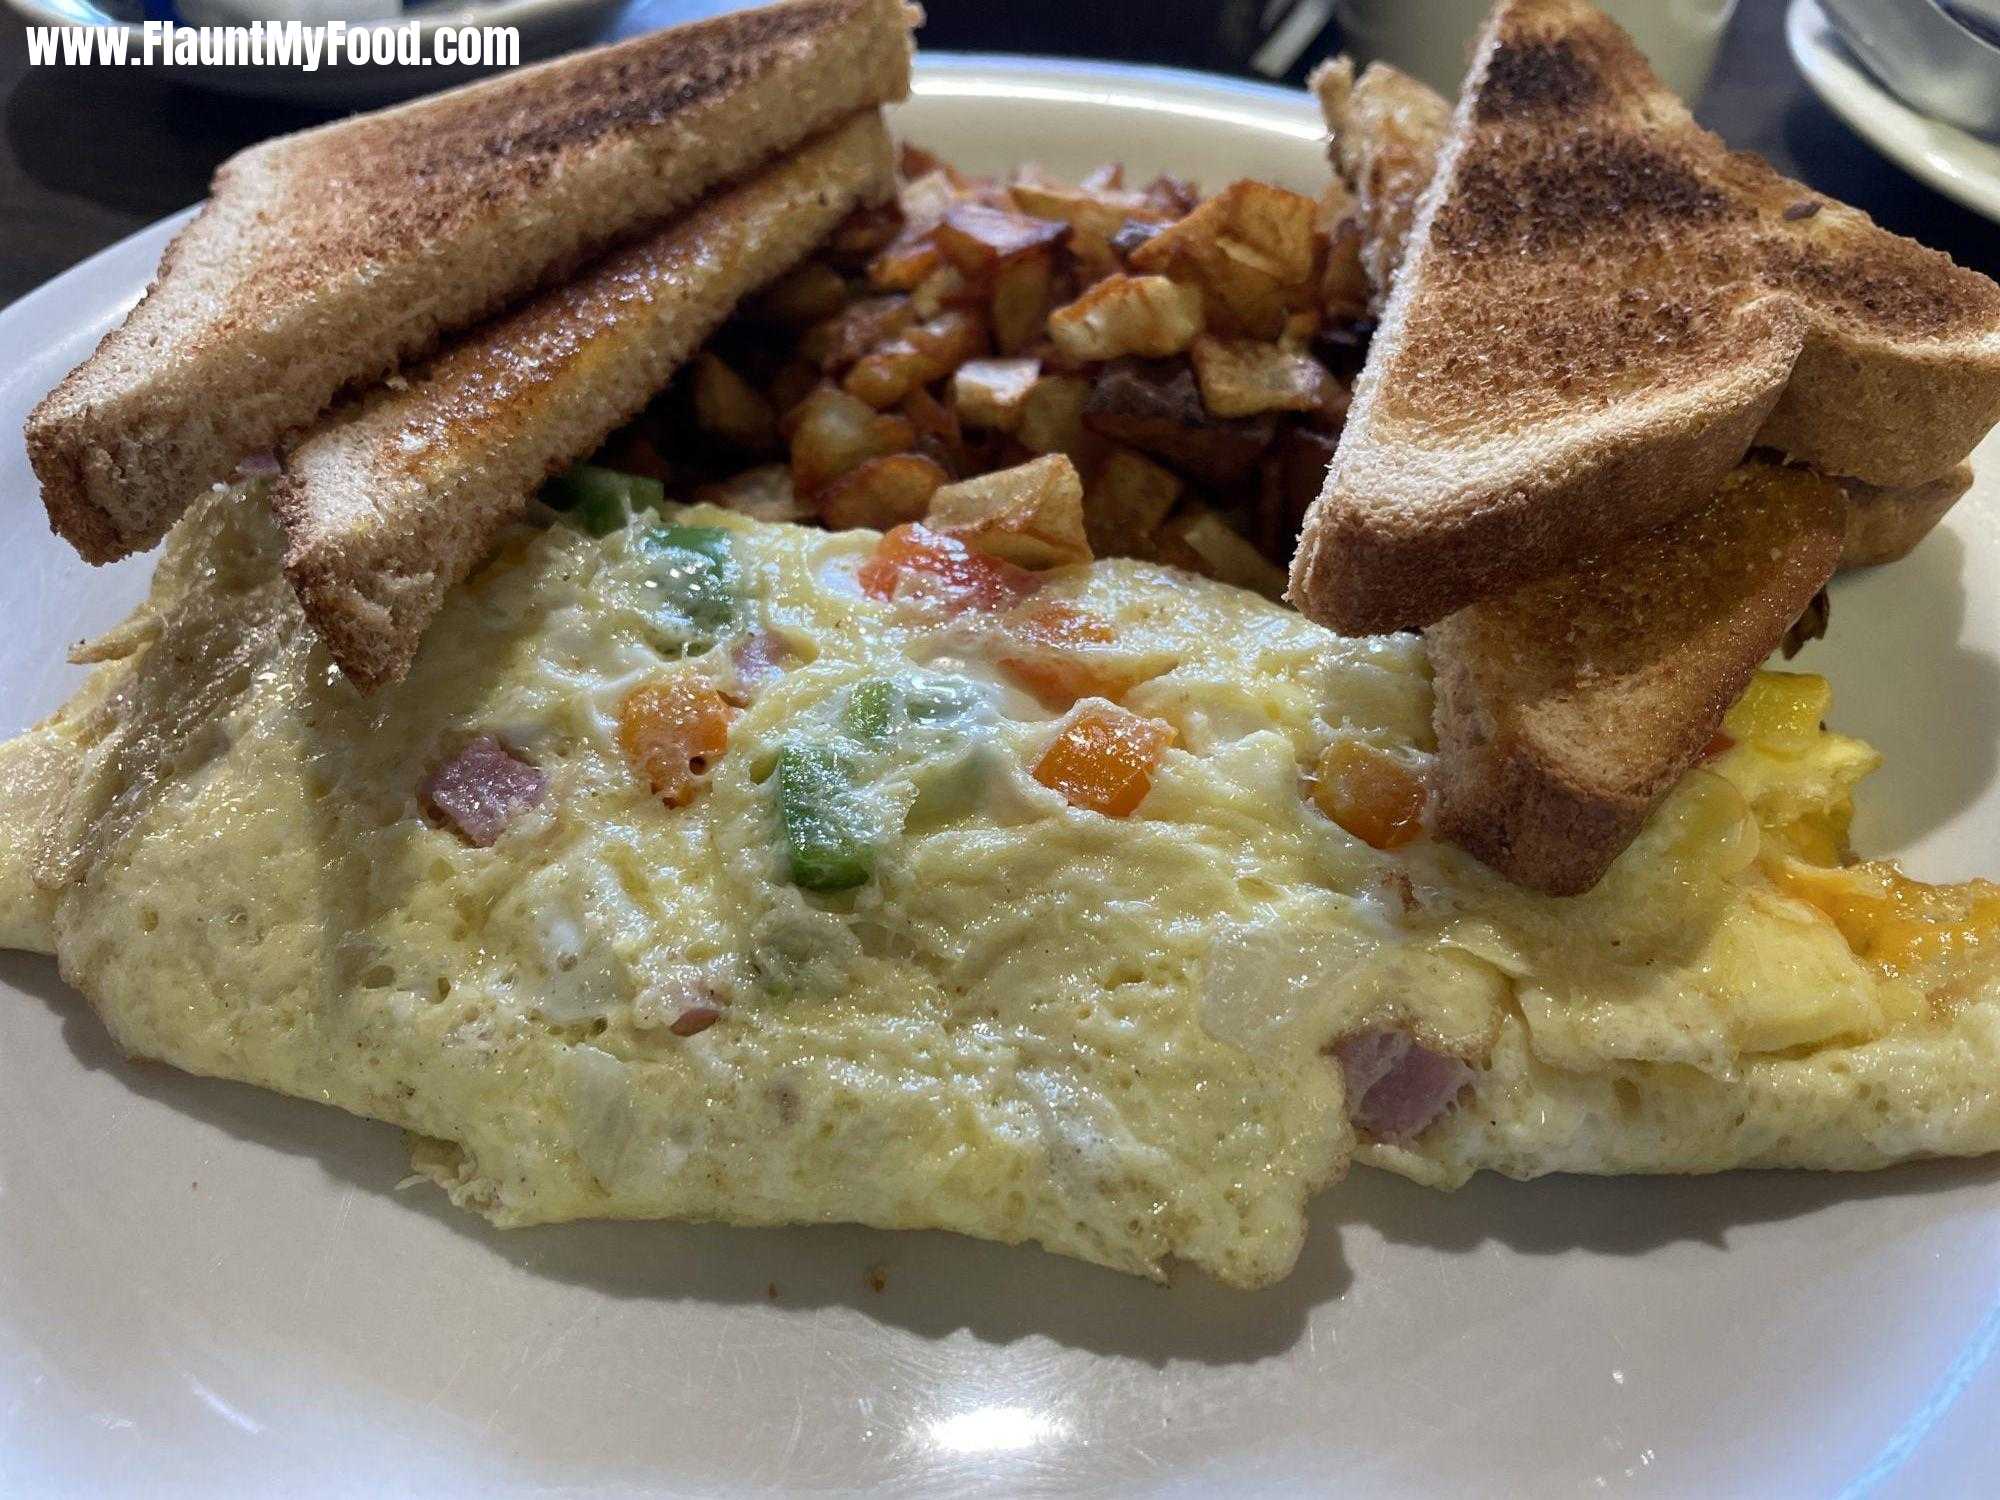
[0, 0, 625, 105]
[1789, 0, 2000, 225]
[5, 54, 2000, 1497]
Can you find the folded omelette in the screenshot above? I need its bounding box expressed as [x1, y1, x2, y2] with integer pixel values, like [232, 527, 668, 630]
[4, 490, 1998, 1287]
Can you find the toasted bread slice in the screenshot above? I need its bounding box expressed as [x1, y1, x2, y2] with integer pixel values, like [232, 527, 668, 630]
[275, 113, 894, 691]
[26, 0, 915, 566]
[1427, 463, 1845, 896]
[1311, 57, 1449, 312]
[1836, 464, 1973, 570]
[1290, 0, 2000, 636]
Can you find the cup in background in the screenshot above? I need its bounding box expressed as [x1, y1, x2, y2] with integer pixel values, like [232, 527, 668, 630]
[1333, 0, 1739, 104]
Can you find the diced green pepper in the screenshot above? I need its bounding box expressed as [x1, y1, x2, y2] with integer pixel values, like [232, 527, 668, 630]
[776, 745, 874, 892]
[543, 465, 664, 537]
[640, 525, 739, 635]
[843, 678, 896, 744]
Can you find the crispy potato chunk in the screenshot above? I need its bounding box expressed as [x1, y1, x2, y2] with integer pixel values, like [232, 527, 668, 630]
[1084, 446, 1181, 556]
[1017, 373, 1099, 463]
[788, 385, 918, 496]
[935, 202, 1069, 276]
[1189, 336, 1335, 419]
[818, 453, 951, 531]
[693, 353, 779, 451]
[1081, 359, 1274, 485]
[693, 464, 809, 525]
[927, 454, 1092, 569]
[1129, 180, 1320, 338]
[952, 357, 1042, 432]
[844, 308, 992, 409]
[992, 252, 1056, 355]
[801, 295, 916, 373]
[1047, 275, 1204, 361]
[1155, 504, 1290, 600]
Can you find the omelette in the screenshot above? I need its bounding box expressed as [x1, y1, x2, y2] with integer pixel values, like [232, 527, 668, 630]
[4, 488, 2000, 1287]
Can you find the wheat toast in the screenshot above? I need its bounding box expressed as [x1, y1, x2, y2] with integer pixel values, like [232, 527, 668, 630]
[274, 113, 894, 691]
[1426, 463, 1846, 895]
[26, 0, 916, 566]
[1290, 0, 2000, 637]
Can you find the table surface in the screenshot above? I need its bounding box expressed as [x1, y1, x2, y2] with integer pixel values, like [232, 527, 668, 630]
[2, 0, 1996, 308]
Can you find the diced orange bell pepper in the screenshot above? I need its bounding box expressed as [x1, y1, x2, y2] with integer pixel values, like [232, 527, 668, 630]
[618, 673, 733, 808]
[858, 523, 1041, 613]
[997, 599, 1154, 709]
[1312, 740, 1427, 850]
[1033, 703, 1177, 817]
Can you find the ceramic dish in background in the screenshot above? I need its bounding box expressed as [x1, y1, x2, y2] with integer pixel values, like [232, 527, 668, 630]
[1819, 0, 2000, 138]
[0, 0, 625, 104]
[1790, 0, 2000, 224]
[3, 55, 2000, 1497]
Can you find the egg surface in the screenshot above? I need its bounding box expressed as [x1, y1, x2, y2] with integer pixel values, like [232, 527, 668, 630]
[4, 490, 1998, 1286]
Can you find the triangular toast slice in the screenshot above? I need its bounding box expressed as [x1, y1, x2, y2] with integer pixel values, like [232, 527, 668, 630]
[1426, 462, 1846, 895]
[1290, 0, 2000, 636]
[276, 113, 894, 691]
[26, 0, 914, 565]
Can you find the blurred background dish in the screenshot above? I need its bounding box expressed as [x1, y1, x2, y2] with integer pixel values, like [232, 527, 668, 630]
[1819, 0, 2000, 138]
[1791, 0, 2000, 223]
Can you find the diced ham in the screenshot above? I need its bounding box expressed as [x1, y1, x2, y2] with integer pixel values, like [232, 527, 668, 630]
[669, 1006, 723, 1037]
[421, 736, 547, 847]
[234, 451, 282, 480]
[1334, 1029, 1473, 1144]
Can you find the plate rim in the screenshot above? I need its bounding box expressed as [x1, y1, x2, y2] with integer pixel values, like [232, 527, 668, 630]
[1787, 0, 2000, 224]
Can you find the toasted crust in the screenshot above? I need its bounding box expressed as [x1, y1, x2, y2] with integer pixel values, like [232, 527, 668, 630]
[1835, 464, 1973, 570]
[1426, 463, 1846, 896]
[1289, 0, 2000, 636]
[26, 0, 916, 565]
[275, 114, 894, 691]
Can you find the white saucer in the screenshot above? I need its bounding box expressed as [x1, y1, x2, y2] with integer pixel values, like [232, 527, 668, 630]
[1788, 0, 2000, 224]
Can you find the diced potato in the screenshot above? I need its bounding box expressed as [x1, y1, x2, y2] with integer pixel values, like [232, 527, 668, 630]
[800, 294, 915, 372]
[692, 353, 778, 450]
[749, 261, 850, 327]
[926, 453, 1091, 569]
[1081, 162, 1124, 192]
[769, 358, 822, 422]
[1008, 180, 1159, 247]
[991, 251, 1055, 354]
[1081, 359, 1275, 485]
[788, 385, 918, 496]
[869, 228, 945, 292]
[818, 453, 951, 531]
[935, 202, 1068, 277]
[1016, 373, 1096, 461]
[911, 262, 972, 319]
[843, 308, 991, 409]
[693, 464, 809, 525]
[825, 204, 901, 266]
[901, 385, 965, 474]
[899, 168, 961, 228]
[1047, 274, 1204, 361]
[899, 142, 971, 187]
[1084, 447, 1181, 556]
[1155, 504, 1290, 600]
[1189, 335, 1335, 418]
[1141, 173, 1201, 218]
[1129, 181, 1320, 338]
[951, 357, 1042, 432]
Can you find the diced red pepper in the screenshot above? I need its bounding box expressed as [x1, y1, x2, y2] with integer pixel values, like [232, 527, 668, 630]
[858, 523, 1041, 613]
